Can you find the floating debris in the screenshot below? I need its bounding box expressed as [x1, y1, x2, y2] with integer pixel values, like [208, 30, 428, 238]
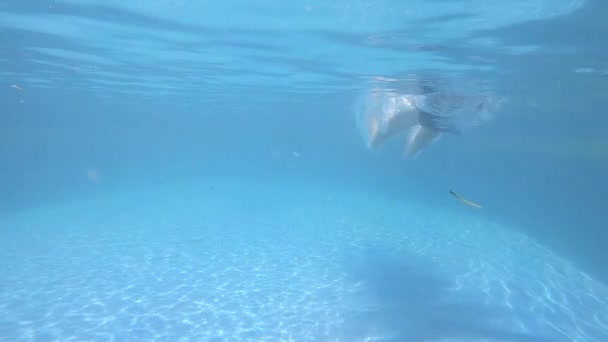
[11, 84, 24, 91]
[449, 190, 482, 209]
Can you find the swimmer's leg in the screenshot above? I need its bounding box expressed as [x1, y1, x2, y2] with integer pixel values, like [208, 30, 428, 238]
[403, 125, 441, 159]
[367, 95, 420, 150]
[368, 115, 381, 149]
[368, 100, 413, 149]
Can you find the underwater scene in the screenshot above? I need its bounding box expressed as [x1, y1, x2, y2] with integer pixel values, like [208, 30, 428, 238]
[1, 0, 607, 341]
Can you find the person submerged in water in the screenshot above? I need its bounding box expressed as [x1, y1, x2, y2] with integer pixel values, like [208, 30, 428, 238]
[358, 78, 504, 159]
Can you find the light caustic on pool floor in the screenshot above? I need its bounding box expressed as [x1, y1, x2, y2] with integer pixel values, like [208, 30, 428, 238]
[0, 183, 607, 341]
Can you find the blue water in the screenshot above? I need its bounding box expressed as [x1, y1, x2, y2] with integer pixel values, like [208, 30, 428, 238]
[1, 0, 608, 341]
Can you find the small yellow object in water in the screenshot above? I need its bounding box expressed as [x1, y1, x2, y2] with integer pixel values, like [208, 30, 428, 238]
[449, 190, 482, 209]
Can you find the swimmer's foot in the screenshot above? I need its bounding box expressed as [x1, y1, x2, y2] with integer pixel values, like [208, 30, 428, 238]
[404, 125, 441, 159]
